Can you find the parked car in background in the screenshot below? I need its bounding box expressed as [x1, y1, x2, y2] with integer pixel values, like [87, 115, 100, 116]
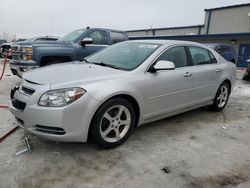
[0, 39, 7, 57]
[1, 37, 59, 59]
[243, 59, 250, 81]
[206, 44, 237, 64]
[0, 42, 12, 58]
[10, 27, 128, 77]
[15, 39, 27, 42]
[0, 39, 7, 45]
[9, 40, 236, 148]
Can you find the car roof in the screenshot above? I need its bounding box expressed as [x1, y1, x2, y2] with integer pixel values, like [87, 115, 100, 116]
[126, 39, 204, 46]
[205, 43, 234, 47]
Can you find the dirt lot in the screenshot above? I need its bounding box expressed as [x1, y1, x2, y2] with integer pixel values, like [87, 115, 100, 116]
[0, 61, 250, 188]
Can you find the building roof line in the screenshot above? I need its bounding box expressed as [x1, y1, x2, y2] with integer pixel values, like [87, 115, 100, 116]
[205, 3, 250, 12]
[126, 25, 204, 32]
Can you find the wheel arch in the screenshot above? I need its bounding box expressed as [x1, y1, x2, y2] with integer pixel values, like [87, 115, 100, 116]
[87, 93, 141, 141]
[40, 56, 73, 66]
[222, 79, 232, 94]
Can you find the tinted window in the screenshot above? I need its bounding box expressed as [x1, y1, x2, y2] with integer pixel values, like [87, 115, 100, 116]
[86, 42, 159, 70]
[189, 46, 213, 65]
[156, 46, 187, 68]
[209, 52, 217, 63]
[111, 31, 125, 44]
[217, 46, 231, 53]
[223, 47, 231, 52]
[85, 30, 108, 45]
[61, 29, 86, 42]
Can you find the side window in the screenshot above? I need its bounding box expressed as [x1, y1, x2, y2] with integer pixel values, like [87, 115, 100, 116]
[110, 31, 125, 44]
[224, 47, 230, 52]
[216, 46, 223, 53]
[156, 46, 187, 68]
[85, 30, 109, 45]
[189, 46, 212, 65]
[209, 52, 217, 63]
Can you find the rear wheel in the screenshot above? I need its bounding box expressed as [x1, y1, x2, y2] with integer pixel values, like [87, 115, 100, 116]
[209, 82, 230, 111]
[91, 98, 136, 149]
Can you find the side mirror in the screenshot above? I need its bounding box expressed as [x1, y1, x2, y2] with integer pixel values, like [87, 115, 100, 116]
[80, 38, 93, 45]
[151, 60, 175, 72]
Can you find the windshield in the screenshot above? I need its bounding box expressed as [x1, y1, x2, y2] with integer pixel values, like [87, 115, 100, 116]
[86, 42, 160, 71]
[61, 29, 86, 42]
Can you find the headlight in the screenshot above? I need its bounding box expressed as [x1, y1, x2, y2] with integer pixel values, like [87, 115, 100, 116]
[38, 88, 86, 107]
[21, 46, 33, 61]
[21, 46, 33, 54]
[22, 55, 33, 61]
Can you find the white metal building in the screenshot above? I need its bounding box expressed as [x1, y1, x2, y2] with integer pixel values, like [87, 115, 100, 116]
[127, 3, 250, 67]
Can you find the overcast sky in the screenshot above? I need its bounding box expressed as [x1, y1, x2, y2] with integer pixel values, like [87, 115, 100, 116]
[0, 0, 249, 38]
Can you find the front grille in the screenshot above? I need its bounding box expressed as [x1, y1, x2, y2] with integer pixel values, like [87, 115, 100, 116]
[11, 45, 20, 60]
[35, 125, 66, 135]
[21, 86, 35, 95]
[12, 99, 26, 110]
[11, 45, 19, 52]
[12, 54, 20, 60]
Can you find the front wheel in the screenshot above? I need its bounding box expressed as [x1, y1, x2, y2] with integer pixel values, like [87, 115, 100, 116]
[209, 82, 230, 111]
[91, 98, 136, 149]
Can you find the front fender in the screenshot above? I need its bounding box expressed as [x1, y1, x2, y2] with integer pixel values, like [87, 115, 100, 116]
[85, 80, 145, 124]
[33, 46, 76, 65]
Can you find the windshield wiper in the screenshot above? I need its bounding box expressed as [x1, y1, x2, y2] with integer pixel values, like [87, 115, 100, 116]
[92, 62, 121, 70]
[80, 58, 91, 64]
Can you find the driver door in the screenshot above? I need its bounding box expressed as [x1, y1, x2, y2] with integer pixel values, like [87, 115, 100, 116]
[143, 46, 193, 120]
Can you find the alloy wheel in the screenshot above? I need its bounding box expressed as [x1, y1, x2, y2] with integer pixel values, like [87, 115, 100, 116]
[216, 85, 228, 108]
[100, 105, 131, 143]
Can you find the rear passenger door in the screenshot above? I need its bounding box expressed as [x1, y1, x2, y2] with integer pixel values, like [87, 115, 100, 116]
[187, 46, 223, 105]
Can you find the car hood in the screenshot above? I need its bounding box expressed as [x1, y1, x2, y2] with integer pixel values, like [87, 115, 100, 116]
[14, 40, 72, 47]
[22, 61, 126, 85]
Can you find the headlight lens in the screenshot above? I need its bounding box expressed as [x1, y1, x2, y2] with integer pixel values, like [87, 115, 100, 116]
[23, 55, 32, 61]
[38, 88, 86, 107]
[22, 47, 33, 54]
[21, 46, 33, 61]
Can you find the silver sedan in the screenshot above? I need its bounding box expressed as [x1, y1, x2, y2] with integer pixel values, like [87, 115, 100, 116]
[9, 40, 236, 148]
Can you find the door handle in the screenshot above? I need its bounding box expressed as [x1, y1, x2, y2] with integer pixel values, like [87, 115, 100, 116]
[216, 68, 222, 72]
[184, 72, 192, 77]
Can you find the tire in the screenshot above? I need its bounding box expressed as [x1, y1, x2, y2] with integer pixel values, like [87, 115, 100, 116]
[91, 98, 136, 149]
[209, 82, 230, 111]
[243, 70, 250, 81]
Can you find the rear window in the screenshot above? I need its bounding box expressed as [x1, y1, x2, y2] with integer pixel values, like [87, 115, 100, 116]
[189, 46, 217, 65]
[110, 31, 125, 44]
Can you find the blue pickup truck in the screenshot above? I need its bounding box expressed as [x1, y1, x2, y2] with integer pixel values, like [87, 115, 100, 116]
[10, 28, 128, 77]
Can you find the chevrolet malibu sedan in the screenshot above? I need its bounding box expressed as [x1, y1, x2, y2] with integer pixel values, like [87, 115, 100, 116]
[9, 40, 236, 148]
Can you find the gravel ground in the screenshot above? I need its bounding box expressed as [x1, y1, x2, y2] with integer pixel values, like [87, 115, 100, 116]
[0, 60, 250, 188]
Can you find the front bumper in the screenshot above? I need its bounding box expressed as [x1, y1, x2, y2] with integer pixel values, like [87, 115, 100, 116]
[9, 82, 100, 142]
[10, 60, 38, 77]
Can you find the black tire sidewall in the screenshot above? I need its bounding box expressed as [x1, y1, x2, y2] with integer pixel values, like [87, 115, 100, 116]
[91, 98, 136, 149]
